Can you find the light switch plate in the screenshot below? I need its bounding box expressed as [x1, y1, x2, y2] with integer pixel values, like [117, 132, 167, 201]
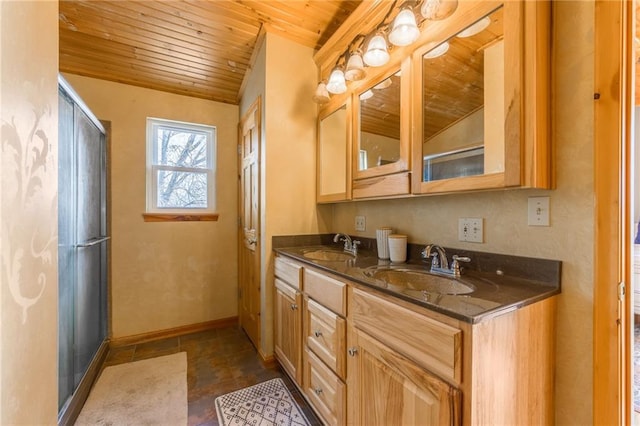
[458, 218, 483, 243]
[528, 197, 550, 226]
[355, 215, 366, 231]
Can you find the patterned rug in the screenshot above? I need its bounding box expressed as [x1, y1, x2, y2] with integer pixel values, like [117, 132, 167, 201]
[215, 378, 310, 426]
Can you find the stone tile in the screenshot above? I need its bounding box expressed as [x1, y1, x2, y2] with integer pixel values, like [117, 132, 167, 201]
[133, 336, 180, 359]
[101, 325, 319, 426]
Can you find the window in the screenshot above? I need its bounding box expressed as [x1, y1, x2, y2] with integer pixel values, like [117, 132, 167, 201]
[146, 118, 216, 214]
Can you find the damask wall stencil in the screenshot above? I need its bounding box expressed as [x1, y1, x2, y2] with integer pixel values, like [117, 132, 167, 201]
[1, 79, 58, 324]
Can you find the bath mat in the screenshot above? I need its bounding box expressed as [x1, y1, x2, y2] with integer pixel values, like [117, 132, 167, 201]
[75, 352, 187, 425]
[215, 378, 310, 426]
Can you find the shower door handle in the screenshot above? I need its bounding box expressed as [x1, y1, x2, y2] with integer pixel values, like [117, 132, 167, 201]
[76, 236, 110, 248]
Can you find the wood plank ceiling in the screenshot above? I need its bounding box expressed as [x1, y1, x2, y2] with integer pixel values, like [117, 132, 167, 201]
[59, 0, 361, 105]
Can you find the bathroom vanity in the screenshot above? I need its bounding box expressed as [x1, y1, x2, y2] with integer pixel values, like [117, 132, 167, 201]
[272, 236, 560, 426]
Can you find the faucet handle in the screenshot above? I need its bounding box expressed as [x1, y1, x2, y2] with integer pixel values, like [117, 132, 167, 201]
[352, 240, 361, 255]
[428, 252, 440, 268]
[451, 255, 471, 275]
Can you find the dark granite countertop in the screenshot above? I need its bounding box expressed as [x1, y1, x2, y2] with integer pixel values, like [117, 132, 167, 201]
[273, 234, 561, 324]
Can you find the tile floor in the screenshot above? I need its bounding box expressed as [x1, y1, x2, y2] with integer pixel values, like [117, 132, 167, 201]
[104, 325, 321, 426]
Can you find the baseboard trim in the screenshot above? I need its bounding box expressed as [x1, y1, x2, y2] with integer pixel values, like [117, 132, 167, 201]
[58, 339, 110, 426]
[110, 316, 239, 347]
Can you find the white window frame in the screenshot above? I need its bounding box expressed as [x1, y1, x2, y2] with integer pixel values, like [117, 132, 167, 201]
[146, 117, 216, 214]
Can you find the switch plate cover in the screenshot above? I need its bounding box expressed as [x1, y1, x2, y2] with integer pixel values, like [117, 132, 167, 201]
[355, 215, 366, 231]
[528, 197, 550, 226]
[458, 218, 483, 243]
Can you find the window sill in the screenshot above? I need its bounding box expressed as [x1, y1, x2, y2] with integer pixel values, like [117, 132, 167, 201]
[142, 213, 219, 222]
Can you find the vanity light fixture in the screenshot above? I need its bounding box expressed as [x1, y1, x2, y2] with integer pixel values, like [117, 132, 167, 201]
[456, 16, 491, 38]
[388, 6, 420, 47]
[326, 67, 347, 94]
[424, 41, 449, 59]
[345, 50, 366, 81]
[363, 31, 391, 67]
[421, 0, 458, 21]
[312, 81, 331, 104]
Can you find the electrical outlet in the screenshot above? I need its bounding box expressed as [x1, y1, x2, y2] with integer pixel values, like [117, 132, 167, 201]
[355, 215, 366, 231]
[458, 218, 483, 243]
[528, 196, 550, 226]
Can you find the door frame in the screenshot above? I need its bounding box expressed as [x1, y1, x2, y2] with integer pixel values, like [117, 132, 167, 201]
[593, 0, 633, 423]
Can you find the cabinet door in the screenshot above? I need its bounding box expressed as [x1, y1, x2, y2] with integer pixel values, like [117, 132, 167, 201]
[347, 327, 460, 426]
[274, 279, 302, 385]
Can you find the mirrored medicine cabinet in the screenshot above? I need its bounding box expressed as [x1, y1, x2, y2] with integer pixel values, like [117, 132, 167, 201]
[317, 98, 351, 203]
[314, 0, 551, 202]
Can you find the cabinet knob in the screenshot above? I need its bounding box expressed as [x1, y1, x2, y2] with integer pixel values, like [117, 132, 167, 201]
[314, 387, 323, 395]
[348, 347, 358, 357]
[290, 303, 298, 310]
[314, 330, 323, 338]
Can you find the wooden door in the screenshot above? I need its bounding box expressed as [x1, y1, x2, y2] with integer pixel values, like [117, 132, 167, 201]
[347, 327, 460, 426]
[238, 98, 261, 349]
[274, 279, 302, 384]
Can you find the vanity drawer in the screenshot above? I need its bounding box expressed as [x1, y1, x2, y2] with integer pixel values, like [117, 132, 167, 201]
[275, 256, 303, 290]
[303, 347, 346, 426]
[350, 287, 462, 385]
[304, 268, 347, 316]
[304, 298, 346, 380]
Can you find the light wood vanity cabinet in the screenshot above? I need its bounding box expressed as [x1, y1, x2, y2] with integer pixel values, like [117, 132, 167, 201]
[273, 258, 303, 386]
[273, 255, 556, 425]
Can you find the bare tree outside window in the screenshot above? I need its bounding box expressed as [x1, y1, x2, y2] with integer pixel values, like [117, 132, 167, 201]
[156, 128, 208, 208]
[146, 118, 216, 213]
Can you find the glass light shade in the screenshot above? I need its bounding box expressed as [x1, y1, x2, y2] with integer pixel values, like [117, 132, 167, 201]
[389, 8, 420, 47]
[326, 68, 347, 94]
[373, 78, 392, 90]
[421, 0, 458, 21]
[359, 90, 374, 100]
[424, 41, 449, 59]
[345, 51, 366, 81]
[312, 82, 331, 104]
[457, 16, 491, 38]
[363, 34, 390, 67]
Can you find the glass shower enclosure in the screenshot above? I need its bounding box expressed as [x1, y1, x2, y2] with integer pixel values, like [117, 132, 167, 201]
[58, 76, 108, 415]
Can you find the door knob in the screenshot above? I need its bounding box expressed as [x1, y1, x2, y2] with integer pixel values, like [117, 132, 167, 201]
[348, 347, 358, 357]
[314, 330, 323, 338]
[290, 303, 298, 310]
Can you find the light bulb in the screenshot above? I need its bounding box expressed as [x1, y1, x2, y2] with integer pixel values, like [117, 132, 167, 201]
[326, 68, 347, 94]
[363, 33, 390, 67]
[389, 8, 420, 47]
[421, 0, 458, 21]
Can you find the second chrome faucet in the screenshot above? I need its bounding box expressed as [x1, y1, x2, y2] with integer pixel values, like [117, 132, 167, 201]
[334, 233, 361, 256]
[421, 244, 470, 278]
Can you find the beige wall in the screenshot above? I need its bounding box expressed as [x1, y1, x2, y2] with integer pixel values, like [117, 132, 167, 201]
[0, 1, 59, 423]
[240, 32, 331, 356]
[331, 2, 594, 424]
[63, 74, 239, 338]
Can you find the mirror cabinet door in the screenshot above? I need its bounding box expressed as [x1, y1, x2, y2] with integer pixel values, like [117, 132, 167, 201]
[317, 100, 351, 202]
[416, 5, 506, 192]
[353, 59, 411, 182]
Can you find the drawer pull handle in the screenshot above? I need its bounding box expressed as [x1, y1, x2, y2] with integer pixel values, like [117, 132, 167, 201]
[314, 330, 323, 338]
[314, 387, 323, 396]
[290, 303, 298, 310]
[348, 347, 358, 357]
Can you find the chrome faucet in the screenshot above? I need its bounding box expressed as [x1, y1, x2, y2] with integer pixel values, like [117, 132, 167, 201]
[421, 244, 470, 278]
[333, 233, 361, 256]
